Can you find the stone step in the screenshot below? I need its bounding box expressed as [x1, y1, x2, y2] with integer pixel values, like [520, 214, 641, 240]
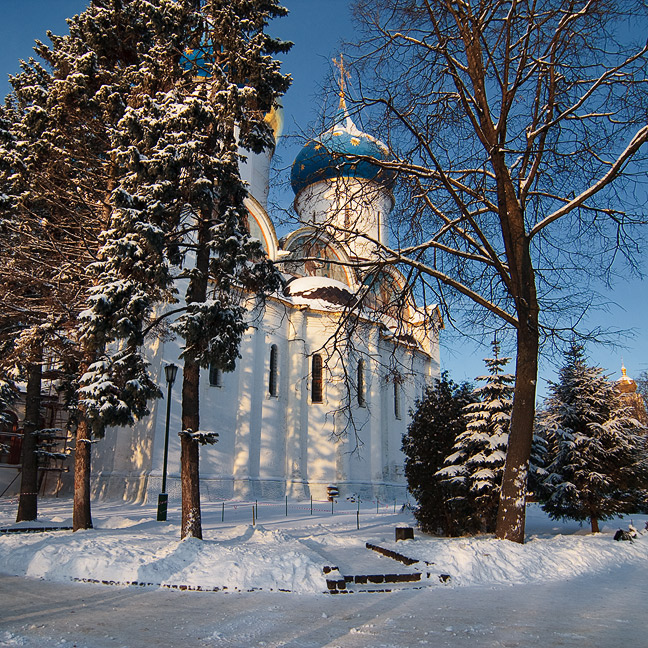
[323, 566, 449, 594]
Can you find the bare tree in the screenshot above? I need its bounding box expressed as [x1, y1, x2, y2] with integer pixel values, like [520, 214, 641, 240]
[637, 371, 648, 406]
[308, 0, 648, 542]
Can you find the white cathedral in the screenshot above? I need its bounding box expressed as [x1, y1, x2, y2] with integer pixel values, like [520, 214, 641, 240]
[1, 95, 443, 504]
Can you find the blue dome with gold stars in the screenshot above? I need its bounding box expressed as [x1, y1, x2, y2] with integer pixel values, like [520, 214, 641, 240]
[291, 110, 395, 196]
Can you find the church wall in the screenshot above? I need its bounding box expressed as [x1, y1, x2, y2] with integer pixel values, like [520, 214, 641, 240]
[90, 336, 168, 502]
[239, 147, 272, 210]
[86, 294, 439, 506]
[301, 312, 340, 499]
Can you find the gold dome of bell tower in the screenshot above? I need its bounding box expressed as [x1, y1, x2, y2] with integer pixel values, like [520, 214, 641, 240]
[614, 363, 647, 427]
[616, 364, 638, 394]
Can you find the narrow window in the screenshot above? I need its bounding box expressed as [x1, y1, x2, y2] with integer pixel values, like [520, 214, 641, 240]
[268, 344, 278, 397]
[209, 363, 223, 387]
[394, 381, 401, 419]
[311, 354, 323, 403]
[357, 359, 366, 407]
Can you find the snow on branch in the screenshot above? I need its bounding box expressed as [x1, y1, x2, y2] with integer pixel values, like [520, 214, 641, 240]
[179, 429, 219, 445]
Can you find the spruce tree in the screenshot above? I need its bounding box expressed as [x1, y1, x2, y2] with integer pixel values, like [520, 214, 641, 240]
[0, 1, 192, 528]
[70, 0, 290, 537]
[167, 0, 290, 539]
[403, 372, 476, 536]
[438, 341, 515, 533]
[3, 1, 290, 536]
[537, 344, 648, 532]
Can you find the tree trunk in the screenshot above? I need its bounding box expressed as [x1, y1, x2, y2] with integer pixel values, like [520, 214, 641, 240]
[73, 418, 93, 530]
[493, 182, 540, 543]
[495, 302, 539, 543]
[179, 210, 211, 540]
[590, 517, 599, 533]
[16, 361, 42, 523]
[181, 359, 202, 540]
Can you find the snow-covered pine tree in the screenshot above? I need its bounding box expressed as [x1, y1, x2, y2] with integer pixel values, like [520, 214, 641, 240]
[74, 0, 290, 538]
[403, 372, 476, 536]
[1, 1, 212, 529]
[0, 372, 17, 429]
[438, 340, 515, 533]
[163, 0, 290, 539]
[537, 344, 648, 532]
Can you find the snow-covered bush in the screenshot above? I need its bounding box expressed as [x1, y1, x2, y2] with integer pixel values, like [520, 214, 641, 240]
[403, 372, 476, 536]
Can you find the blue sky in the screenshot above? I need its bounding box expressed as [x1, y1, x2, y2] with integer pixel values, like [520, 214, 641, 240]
[1, 0, 645, 396]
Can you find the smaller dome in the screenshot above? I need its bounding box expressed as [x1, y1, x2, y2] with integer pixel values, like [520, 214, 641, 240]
[291, 111, 395, 195]
[616, 365, 638, 394]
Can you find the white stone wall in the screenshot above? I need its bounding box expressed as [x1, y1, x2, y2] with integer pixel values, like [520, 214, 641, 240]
[90, 293, 439, 504]
[294, 177, 393, 260]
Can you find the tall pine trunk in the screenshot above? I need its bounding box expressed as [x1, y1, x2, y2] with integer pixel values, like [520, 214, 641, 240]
[181, 360, 202, 539]
[180, 212, 211, 540]
[73, 417, 93, 530]
[16, 359, 42, 522]
[590, 517, 599, 533]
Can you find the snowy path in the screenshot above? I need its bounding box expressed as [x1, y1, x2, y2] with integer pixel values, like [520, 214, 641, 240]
[1, 499, 646, 646]
[1, 563, 646, 648]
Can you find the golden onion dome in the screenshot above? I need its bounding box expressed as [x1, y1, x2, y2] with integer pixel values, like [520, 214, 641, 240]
[264, 103, 284, 142]
[616, 365, 638, 394]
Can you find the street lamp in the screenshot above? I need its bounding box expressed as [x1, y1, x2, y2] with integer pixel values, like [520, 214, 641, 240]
[157, 363, 178, 521]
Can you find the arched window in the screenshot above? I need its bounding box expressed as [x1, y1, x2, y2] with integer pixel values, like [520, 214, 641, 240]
[268, 344, 278, 397]
[357, 359, 366, 407]
[394, 381, 401, 420]
[311, 354, 323, 403]
[209, 363, 223, 388]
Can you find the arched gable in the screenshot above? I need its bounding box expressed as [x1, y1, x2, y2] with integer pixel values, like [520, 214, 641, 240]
[244, 195, 279, 261]
[280, 227, 355, 286]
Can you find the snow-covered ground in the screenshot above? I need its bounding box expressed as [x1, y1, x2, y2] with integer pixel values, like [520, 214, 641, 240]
[0, 497, 646, 647]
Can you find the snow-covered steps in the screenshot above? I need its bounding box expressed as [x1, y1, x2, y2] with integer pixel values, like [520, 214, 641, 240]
[324, 567, 428, 593]
[0, 526, 73, 534]
[322, 542, 452, 593]
[365, 541, 421, 565]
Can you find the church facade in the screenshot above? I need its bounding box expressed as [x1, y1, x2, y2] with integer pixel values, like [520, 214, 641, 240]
[63, 103, 443, 504]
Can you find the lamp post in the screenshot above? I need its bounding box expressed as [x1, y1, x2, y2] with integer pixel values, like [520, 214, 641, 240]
[157, 363, 178, 521]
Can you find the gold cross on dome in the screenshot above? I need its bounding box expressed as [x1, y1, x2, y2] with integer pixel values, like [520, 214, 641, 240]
[332, 54, 351, 109]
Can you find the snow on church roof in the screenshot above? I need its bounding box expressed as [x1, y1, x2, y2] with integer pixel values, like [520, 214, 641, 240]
[283, 275, 356, 310]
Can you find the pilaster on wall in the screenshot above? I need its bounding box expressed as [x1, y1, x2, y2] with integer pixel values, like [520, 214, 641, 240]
[246, 325, 266, 491]
[231, 326, 259, 498]
[284, 308, 309, 499]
